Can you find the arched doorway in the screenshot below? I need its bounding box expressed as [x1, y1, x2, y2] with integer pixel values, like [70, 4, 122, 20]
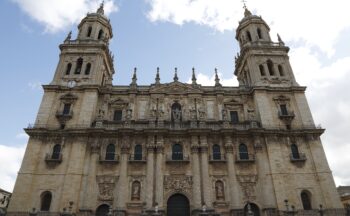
[167, 194, 190, 216]
[244, 203, 260, 216]
[96, 204, 110, 216]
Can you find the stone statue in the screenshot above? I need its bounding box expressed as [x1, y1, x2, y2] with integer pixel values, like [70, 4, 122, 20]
[132, 182, 141, 200]
[222, 108, 228, 121]
[216, 181, 224, 200]
[172, 108, 182, 121]
[198, 106, 206, 120]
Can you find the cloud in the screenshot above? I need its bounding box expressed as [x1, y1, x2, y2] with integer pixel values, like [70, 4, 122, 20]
[11, 0, 118, 33]
[16, 132, 29, 140]
[27, 81, 42, 90]
[0, 144, 26, 192]
[146, 0, 350, 55]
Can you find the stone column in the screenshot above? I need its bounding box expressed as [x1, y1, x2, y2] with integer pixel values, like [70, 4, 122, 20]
[146, 136, 155, 208]
[155, 135, 164, 208]
[117, 139, 130, 210]
[80, 140, 100, 210]
[191, 136, 202, 210]
[200, 135, 213, 208]
[224, 135, 241, 209]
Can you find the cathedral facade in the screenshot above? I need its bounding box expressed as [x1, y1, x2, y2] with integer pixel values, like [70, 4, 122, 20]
[8, 4, 344, 216]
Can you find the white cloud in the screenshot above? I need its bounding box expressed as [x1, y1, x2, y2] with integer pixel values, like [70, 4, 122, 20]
[0, 145, 26, 192]
[12, 0, 118, 32]
[28, 81, 42, 90]
[15, 132, 29, 140]
[146, 0, 350, 55]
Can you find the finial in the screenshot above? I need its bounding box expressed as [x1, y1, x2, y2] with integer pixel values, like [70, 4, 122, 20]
[277, 33, 285, 45]
[97, 1, 105, 15]
[131, 67, 137, 86]
[215, 68, 222, 87]
[155, 67, 160, 84]
[242, 0, 252, 17]
[192, 67, 197, 85]
[173, 67, 179, 82]
[64, 31, 72, 42]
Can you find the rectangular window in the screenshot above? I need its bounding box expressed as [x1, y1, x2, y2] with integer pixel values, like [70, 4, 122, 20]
[230, 111, 239, 124]
[280, 104, 288, 115]
[113, 110, 122, 121]
[62, 103, 71, 115]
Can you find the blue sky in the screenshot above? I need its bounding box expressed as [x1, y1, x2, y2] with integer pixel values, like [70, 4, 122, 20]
[1, 0, 350, 192]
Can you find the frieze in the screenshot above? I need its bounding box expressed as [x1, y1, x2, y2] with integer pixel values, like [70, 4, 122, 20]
[164, 175, 193, 196]
[237, 174, 258, 201]
[96, 175, 118, 201]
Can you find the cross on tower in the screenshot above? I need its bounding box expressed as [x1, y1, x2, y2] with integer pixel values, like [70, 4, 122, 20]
[242, 0, 248, 9]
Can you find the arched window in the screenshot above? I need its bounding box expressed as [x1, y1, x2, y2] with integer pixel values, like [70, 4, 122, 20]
[52, 144, 61, 160]
[65, 63, 72, 75]
[134, 144, 142, 160]
[85, 63, 91, 75]
[171, 102, 182, 122]
[131, 181, 141, 200]
[98, 29, 104, 40]
[172, 144, 183, 160]
[239, 144, 249, 160]
[278, 65, 285, 76]
[246, 31, 252, 42]
[291, 144, 300, 159]
[40, 191, 52, 211]
[257, 28, 262, 39]
[213, 144, 221, 160]
[105, 144, 115, 160]
[215, 180, 225, 200]
[74, 58, 83, 74]
[87, 26, 92, 37]
[259, 65, 266, 76]
[301, 191, 312, 210]
[267, 60, 275, 76]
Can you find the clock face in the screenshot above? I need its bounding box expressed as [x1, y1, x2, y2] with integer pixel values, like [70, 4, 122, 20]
[67, 80, 76, 88]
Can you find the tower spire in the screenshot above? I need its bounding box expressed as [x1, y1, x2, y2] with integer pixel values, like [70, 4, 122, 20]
[214, 68, 222, 87]
[173, 67, 179, 82]
[192, 67, 197, 85]
[130, 67, 137, 86]
[155, 67, 160, 85]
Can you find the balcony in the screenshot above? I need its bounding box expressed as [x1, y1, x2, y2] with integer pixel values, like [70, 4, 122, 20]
[45, 153, 62, 164]
[209, 154, 227, 163]
[290, 153, 307, 162]
[99, 154, 119, 164]
[55, 110, 73, 122]
[128, 154, 147, 163]
[278, 111, 295, 120]
[235, 153, 255, 163]
[166, 154, 190, 163]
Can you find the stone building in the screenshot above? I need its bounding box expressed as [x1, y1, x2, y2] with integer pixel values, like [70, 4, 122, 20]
[8, 4, 344, 216]
[0, 188, 11, 212]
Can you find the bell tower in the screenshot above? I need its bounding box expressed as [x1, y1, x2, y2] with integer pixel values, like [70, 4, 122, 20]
[234, 7, 298, 87]
[51, 2, 114, 87]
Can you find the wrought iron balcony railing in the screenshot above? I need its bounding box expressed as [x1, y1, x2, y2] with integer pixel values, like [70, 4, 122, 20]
[99, 154, 119, 163]
[128, 154, 147, 163]
[235, 153, 256, 163]
[290, 153, 307, 162]
[166, 154, 190, 163]
[209, 154, 227, 162]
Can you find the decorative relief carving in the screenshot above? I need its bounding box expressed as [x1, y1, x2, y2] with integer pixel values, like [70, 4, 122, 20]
[237, 175, 258, 201]
[96, 175, 117, 201]
[164, 175, 193, 196]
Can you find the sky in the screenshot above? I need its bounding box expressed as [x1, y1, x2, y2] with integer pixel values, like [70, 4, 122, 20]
[0, 0, 350, 192]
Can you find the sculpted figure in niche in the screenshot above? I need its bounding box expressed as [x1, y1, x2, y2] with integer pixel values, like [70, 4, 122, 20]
[198, 106, 206, 120]
[215, 181, 225, 200]
[171, 102, 182, 121]
[131, 181, 141, 201]
[222, 108, 228, 121]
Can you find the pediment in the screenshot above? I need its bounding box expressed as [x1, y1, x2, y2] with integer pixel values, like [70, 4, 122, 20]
[150, 82, 202, 94]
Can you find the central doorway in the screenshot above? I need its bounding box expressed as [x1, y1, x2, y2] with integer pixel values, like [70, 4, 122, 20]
[167, 194, 190, 216]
